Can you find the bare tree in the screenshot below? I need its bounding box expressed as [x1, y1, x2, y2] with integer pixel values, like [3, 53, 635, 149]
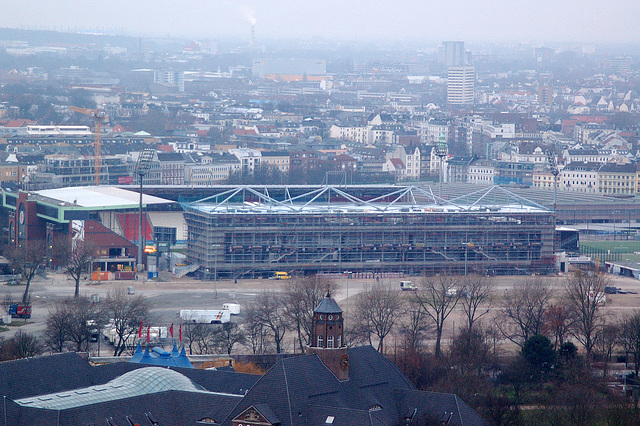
[598, 319, 620, 379]
[542, 304, 574, 351]
[282, 275, 338, 353]
[5, 240, 47, 303]
[0, 331, 43, 360]
[460, 274, 494, 332]
[44, 297, 106, 352]
[2, 292, 14, 314]
[353, 282, 403, 353]
[245, 291, 288, 353]
[398, 297, 432, 353]
[415, 274, 465, 357]
[496, 278, 553, 347]
[621, 311, 640, 377]
[564, 271, 608, 360]
[243, 305, 270, 354]
[43, 306, 71, 352]
[56, 237, 97, 298]
[450, 325, 491, 376]
[213, 322, 247, 355]
[103, 289, 152, 356]
[182, 323, 217, 355]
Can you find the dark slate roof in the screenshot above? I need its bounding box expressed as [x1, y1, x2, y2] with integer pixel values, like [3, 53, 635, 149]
[598, 163, 637, 173]
[567, 149, 599, 156]
[0, 348, 487, 425]
[0, 351, 260, 402]
[562, 162, 601, 171]
[393, 389, 488, 426]
[157, 152, 186, 162]
[8, 390, 241, 426]
[222, 346, 420, 426]
[221, 345, 487, 425]
[253, 403, 282, 424]
[261, 151, 290, 157]
[171, 367, 260, 396]
[0, 352, 94, 400]
[306, 404, 375, 425]
[91, 361, 259, 396]
[314, 291, 343, 314]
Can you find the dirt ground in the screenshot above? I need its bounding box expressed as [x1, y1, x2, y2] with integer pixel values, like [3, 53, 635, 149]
[3, 272, 640, 356]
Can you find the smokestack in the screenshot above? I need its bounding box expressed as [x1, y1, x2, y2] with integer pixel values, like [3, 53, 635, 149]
[251, 23, 255, 46]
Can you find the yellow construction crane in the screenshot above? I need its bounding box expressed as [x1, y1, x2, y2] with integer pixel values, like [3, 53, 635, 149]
[69, 106, 108, 185]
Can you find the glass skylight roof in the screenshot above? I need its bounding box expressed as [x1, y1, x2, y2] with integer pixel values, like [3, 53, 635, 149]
[15, 367, 206, 410]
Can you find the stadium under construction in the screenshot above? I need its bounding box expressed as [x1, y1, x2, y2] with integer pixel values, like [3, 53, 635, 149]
[183, 185, 555, 278]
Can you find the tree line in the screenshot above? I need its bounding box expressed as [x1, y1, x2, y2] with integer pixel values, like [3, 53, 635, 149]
[6, 270, 640, 424]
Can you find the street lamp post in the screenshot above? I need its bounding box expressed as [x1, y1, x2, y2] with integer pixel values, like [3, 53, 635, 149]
[465, 244, 468, 276]
[212, 244, 221, 299]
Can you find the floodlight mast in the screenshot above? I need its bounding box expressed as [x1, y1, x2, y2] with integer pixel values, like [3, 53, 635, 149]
[547, 150, 559, 251]
[135, 149, 156, 275]
[435, 133, 449, 200]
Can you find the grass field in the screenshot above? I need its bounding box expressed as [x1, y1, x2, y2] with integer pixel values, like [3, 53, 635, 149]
[579, 241, 640, 263]
[580, 240, 640, 254]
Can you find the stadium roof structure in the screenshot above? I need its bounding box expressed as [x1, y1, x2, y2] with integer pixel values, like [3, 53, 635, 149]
[185, 184, 549, 215]
[33, 186, 172, 209]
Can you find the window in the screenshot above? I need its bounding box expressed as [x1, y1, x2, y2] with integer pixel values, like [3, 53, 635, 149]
[337, 335, 341, 347]
[327, 335, 334, 348]
[317, 335, 323, 347]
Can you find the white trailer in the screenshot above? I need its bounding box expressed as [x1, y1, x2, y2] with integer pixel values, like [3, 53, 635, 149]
[222, 303, 241, 315]
[101, 324, 167, 347]
[179, 309, 231, 324]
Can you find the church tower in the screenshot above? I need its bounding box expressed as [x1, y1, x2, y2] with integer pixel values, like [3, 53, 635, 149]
[307, 290, 349, 381]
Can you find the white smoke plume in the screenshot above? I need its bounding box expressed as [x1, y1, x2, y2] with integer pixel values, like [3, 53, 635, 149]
[241, 6, 257, 26]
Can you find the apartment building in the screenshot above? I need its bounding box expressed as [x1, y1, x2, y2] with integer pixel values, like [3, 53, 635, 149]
[560, 162, 600, 193]
[447, 66, 475, 104]
[597, 163, 637, 195]
[260, 151, 290, 173]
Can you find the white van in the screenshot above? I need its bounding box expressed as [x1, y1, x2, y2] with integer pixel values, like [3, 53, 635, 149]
[222, 303, 241, 315]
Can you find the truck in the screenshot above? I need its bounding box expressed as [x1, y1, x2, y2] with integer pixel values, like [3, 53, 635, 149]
[400, 280, 418, 291]
[101, 324, 167, 347]
[222, 303, 241, 315]
[8, 304, 32, 319]
[179, 309, 231, 324]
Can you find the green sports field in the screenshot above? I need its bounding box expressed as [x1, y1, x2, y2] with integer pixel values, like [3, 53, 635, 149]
[580, 241, 640, 262]
[580, 241, 640, 254]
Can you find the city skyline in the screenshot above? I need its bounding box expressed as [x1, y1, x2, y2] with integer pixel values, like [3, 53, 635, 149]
[1, 0, 640, 44]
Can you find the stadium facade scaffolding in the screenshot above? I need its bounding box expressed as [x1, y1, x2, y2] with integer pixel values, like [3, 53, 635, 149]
[183, 185, 555, 277]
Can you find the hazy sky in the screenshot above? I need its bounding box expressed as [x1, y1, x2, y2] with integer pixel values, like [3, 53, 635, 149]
[1, 0, 639, 43]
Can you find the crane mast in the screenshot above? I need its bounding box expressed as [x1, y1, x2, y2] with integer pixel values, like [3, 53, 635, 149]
[69, 106, 108, 185]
